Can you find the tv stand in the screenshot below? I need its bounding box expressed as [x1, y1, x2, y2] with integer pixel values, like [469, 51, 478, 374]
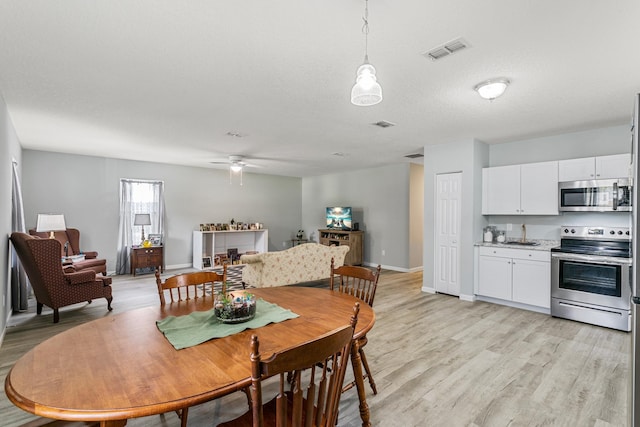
[318, 229, 363, 266]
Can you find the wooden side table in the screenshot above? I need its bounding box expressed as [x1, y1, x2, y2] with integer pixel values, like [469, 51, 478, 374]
[131, 245, 164, 276]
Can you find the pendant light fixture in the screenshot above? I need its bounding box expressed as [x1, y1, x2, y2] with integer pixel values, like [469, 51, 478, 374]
[351, 0, 382, 106]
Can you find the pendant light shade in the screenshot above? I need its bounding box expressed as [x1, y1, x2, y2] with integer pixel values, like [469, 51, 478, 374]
[351, 0, 382, 107]
[351, 61, 382, 106]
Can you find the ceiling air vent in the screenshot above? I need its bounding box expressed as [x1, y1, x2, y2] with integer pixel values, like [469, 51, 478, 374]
[424, 37, 469, 61]
[405, 153, 424, 159]
[372, 120, 395, 128]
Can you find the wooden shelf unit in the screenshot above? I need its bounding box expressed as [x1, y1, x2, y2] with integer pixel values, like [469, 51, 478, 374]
[318, 229, 364, 266]
[193, 229, 269, 270]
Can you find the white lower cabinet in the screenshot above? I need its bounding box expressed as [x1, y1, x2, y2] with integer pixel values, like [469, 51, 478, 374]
[478, 255, 512, 300]
[511, 258, 550, 308]
[477, 246, 550, 309]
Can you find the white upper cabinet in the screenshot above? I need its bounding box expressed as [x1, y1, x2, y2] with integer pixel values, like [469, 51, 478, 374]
[596, 154, 630, 179]
[482, 165, 520, 215]
[558, 154, 629, 181]
[482, 161, 558, 215]
[520, 161, 559, 215]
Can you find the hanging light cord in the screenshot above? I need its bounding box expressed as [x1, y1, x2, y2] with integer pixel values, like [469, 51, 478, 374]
[362, 0, 370, 62]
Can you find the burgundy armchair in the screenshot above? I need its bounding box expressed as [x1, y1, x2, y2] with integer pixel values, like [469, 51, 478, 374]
[29, 227, 106, 275]
[11, 232, 113, 323]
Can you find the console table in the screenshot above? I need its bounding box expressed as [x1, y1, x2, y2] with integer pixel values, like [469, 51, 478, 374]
[130, 246, 164, 276]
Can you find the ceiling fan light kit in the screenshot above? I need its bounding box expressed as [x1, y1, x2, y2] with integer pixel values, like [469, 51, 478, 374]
[351, 0, 382, 106]
[474, 78, 510, 100]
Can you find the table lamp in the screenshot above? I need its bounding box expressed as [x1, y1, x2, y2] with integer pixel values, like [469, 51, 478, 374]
[36, 214, 67, 239]
[134, 214, 151, 245]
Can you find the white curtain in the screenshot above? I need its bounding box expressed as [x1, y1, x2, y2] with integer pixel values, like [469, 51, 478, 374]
[115, 179, 165, 275]
[11, 160, 29, 311]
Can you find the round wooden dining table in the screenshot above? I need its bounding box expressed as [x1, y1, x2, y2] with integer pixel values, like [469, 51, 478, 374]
[4, 286, 375, 427]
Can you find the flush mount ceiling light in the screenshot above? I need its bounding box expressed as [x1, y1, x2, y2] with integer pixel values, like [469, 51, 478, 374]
[474, 78, 510, 100]
[351, 0, 382, 106]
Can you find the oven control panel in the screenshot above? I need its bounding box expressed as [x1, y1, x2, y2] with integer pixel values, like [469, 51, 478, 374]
[560, 226, 631, 240]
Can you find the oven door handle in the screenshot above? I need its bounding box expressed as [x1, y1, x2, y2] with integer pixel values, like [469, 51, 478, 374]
[552, 252, 632, 265]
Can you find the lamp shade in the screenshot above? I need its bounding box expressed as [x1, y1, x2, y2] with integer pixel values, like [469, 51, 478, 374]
[134, 214, 151, 226]
[36, 214, 66, 232]
[351, 63, 383, 106]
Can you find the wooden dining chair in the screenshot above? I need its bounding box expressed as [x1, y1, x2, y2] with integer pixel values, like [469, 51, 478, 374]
[155, 265, 226, 305]
[155, 266, 233, 427]
[330, 258, 381, 395]
[216, 302, 360, 427]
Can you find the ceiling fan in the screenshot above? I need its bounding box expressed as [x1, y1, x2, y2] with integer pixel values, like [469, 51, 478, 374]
[210, 155, 260, 185]
[209, 155, 260, 172]
[209, 155, 260, 173]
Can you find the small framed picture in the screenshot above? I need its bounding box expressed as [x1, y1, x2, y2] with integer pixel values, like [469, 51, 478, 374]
[149, 234, 163, 246]
[202, 256, 212, 269]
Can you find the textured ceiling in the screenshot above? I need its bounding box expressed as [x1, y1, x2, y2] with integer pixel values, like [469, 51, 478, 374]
[1, 1, 639, 177]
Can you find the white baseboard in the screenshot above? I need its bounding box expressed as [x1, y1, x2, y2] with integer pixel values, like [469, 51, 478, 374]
[459, 294, 476, 302]
[421, 286, 436, 294]
[166, 263, 192, 271]
[362, 262, 423, 273]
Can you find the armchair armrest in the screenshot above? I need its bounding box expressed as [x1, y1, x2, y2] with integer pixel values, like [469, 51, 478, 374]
[82, 251, 98, 259]
[64, 270, 97, 285]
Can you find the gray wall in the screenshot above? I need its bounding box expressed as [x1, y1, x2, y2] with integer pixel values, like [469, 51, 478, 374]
[1, 93, 23, 339]
[301, 163, 422, 271]
[423, 139, 489, 298]
[489, 125, 629, 166]
[21, 150, 302, 272]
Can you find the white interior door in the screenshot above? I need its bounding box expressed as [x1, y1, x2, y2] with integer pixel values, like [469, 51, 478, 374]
[435, 172, 462, 296]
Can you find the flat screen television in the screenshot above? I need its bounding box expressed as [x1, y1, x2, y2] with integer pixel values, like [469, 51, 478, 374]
[326, 207, 352, 230]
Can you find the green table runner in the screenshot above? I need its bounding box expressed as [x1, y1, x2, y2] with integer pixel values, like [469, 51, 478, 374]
[156, 299, 299, 350]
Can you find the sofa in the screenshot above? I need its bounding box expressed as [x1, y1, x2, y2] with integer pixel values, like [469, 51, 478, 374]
[240, 243, 350, 288]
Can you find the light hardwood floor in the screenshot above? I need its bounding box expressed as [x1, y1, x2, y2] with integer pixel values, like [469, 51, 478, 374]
[0, 270, 630, 427]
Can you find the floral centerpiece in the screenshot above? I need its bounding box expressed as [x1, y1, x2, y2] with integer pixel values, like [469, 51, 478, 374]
[214, 285, 257, 324]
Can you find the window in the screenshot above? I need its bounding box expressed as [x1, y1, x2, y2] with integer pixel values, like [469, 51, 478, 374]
[115, 179, 165, 275]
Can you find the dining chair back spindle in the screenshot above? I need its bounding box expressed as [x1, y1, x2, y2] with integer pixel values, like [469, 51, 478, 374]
[155, 266, 226, 305]
[217, 302, 360, 427]
[330, 258, 381, 395]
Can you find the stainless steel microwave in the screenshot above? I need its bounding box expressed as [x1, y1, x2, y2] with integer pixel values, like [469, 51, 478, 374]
[558, 179, 632, 212]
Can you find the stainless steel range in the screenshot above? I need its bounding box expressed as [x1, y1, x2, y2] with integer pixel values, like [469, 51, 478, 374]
[551, 225, 632, 331]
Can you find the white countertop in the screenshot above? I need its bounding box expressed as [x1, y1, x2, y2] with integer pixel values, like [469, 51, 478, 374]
[475, 239, 559, 251]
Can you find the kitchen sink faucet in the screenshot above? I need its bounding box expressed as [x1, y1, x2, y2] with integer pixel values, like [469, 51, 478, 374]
[521, 224, 527, 243]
